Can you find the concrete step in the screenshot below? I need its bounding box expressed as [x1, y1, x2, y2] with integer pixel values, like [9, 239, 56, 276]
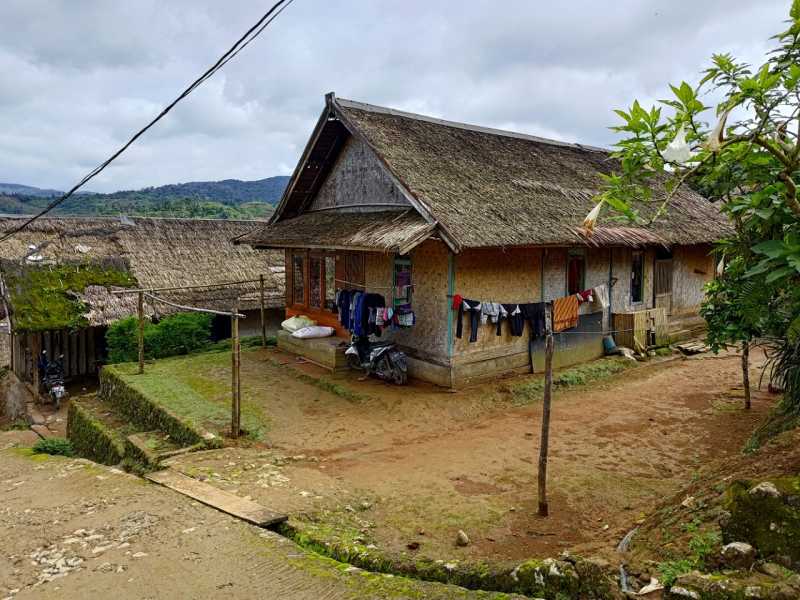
[146, 469, 287, 527]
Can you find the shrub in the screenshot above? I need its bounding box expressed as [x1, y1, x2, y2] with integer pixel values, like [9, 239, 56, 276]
[32, 437, 74, 457]
[106, 312, 214, 363]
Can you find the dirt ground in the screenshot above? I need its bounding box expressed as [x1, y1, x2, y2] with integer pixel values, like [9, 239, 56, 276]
[165, 346, 775, 567]
[0, 446, 519, 600]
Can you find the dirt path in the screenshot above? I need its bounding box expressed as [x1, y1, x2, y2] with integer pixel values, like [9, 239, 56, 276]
[0, 447, 519, 599]
[169, 349, 775, 565]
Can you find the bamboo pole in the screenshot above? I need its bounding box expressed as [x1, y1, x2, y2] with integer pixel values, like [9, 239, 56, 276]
[537, 305, 554, 517]
[260, 274, 267, 348]
[137, 291, 145, 374]
[231, 300, 241, 439]
[742, 341, 751, 410]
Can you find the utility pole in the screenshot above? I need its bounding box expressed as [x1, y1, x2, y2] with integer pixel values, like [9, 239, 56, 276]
[260, 274, 267, 348]
[537, 303, 554, 517]
[231, 299, 241, 439]
[137, 291, 145, 374]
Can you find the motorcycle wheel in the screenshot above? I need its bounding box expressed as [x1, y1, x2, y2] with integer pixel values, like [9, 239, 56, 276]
[346, 352, 361, 371]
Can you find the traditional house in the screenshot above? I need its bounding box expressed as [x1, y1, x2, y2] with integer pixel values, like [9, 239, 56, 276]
[238, 93, 731, 387]
[0, 216, 284, 387]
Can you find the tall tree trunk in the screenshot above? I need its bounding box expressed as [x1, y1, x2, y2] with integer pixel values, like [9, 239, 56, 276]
[742, 341, 751, 410]
[537, 330, 554, 517]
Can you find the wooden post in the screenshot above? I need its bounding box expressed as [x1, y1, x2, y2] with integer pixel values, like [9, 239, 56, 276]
[231, 301, 241, 439]
[537, 305, 554, 517]
[31, 334, 41, 405]
[260, 274, 267, 348]
[742, 341, 751, 410]
[137, 291, 145, 374]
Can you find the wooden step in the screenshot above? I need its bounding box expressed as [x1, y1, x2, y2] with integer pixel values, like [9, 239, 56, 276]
[146, 469, 287, 527]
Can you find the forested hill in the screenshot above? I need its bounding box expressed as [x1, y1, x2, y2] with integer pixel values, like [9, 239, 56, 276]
[0, 176, 290, 219]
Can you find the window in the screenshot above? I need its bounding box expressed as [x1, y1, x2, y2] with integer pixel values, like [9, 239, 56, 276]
[292, 253, 306, 305]
[393, 257, 412, 310]
[567, 250, 586, 296]
[309, 256, 322, 309]
[631, 251, 644, 303]
[325, 256, 336, 310]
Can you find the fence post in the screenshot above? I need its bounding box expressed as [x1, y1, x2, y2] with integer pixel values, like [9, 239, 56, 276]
[260, 274, 267, 348]
[231, 301, 241, 439]
[137, 291, 144, 375]
[537, 304, 554, 517]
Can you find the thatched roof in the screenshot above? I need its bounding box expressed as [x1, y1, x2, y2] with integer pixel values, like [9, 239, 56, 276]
[0, 216, 284, 331]
[246, 210, 434, 254]
[243, 93, 732, 252]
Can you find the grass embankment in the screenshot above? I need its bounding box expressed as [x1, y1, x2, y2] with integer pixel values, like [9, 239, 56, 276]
[111, 349, 268, 440]
[508, 357, 637, 405]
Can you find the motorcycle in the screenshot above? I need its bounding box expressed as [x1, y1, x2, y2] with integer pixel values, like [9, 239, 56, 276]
[40, 352, 68, 410]
[345, 335, 408, 385]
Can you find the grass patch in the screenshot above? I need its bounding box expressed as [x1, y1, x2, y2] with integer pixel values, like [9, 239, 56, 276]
[111, 351, 267, 440]
[745, 397, 799, 452]
[509, 357, 635, 405]
[1, 418, 30, 431]
[32, 437, 74, 457]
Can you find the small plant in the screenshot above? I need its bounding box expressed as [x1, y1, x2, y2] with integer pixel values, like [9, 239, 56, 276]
[32, 437, 74, 457]
[657, 559, 694, 588]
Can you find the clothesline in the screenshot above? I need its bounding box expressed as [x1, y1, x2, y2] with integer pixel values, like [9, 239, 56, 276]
[334, 278, 392, 290]
[335, 278, 413, 292]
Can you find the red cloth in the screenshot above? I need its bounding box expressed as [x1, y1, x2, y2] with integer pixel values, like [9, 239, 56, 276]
[451, 294, 463, 310]
[576, 289, 594, 303]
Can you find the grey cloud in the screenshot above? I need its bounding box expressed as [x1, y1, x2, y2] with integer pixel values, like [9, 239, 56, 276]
[0, 0, 790, 192]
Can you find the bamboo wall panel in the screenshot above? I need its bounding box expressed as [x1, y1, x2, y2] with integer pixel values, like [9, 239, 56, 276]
[671, 244, 714, 316]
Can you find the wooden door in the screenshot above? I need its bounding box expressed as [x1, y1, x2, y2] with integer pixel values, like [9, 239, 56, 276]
[654, 259, 673, 315]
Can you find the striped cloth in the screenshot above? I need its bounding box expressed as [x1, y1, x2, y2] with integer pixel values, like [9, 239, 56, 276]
[552, 295, 579, 332]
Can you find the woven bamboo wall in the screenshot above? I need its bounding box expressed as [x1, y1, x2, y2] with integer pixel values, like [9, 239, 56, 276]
[671, 244, 714, 316]
[610, 247, 655, 313]
[364, 240, 450, 361]
[613, 307, 668, 350]
[452, 247, 542, 358]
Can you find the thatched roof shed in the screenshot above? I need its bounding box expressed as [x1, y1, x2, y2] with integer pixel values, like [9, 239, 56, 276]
[0, 216, 284, 332]
[240, 93, 732, 253]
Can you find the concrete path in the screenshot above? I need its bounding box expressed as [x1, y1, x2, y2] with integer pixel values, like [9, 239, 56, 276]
[0, 448, 518, 600]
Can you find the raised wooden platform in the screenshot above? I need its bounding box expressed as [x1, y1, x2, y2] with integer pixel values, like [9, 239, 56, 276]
[276, 330, 349, 371]
[146, 470, 287, 527]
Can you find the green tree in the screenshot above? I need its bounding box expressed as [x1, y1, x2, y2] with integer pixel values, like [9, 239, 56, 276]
[594, 2, 800, 411]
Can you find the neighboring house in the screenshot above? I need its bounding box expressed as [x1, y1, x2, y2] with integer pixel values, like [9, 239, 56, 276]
[0, 216, 284, 387]
[238, 93, 731, 387]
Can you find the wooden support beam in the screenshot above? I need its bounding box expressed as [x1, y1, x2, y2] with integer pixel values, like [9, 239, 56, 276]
[537, 304, 554, 518]
[260, 274, 267, 348]
[231, 300, 241, 439]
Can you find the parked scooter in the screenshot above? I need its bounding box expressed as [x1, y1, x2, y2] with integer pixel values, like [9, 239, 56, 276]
[39, 351, 67, 410]
[345, 335, 408, 385]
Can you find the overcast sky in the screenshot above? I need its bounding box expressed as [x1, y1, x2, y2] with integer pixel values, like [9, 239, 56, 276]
[0, 0, 791, 192]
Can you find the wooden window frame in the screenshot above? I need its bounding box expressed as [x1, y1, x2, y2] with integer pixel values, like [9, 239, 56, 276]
[630, 250, 645, 305]
[288, 249, 339, 312]
[566, 248, 586, 296]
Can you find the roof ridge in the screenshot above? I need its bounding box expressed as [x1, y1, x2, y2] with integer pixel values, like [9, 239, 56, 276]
[334, 97, 610, 154]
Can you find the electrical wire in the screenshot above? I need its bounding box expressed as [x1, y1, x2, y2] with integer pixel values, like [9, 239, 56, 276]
[0, 0, 295, 243]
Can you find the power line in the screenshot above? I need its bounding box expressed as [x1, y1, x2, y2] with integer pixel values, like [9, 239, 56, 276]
[0, 0, 295, 243]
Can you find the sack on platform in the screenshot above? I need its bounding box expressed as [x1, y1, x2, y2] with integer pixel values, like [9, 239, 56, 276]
[291, 325, 335, 339]
[281, 315, 316, 333]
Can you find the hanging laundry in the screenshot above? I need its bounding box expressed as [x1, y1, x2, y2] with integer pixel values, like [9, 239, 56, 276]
[495, 304, 509, 336]
[456, 299, 482, 342]
[480, 302, 500, 325]
[501, 304, 525, 337]
[521, 303, 547, 339]
[553, 295, 579, 332]
[592, 284, 609, 309]
[576, 289, 594, 304]
[451, 294, 463, 310]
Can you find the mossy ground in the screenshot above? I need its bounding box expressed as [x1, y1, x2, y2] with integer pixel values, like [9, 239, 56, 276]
[3, 260, 135, 331]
